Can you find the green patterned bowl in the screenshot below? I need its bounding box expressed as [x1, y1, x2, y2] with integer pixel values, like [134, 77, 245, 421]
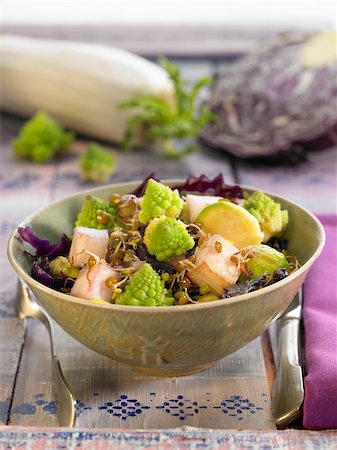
[8, 181, 325, 376]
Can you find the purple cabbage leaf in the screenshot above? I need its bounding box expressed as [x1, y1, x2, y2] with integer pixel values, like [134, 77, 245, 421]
[222, 268, 288, 299]
[136, 243, 176, 275]
[171, 174, 243, 198]
[129, 173, 160, 197]
[31, 257, 65, 290]
[18, 226, 71, 259]
[130, 173, 243, 199]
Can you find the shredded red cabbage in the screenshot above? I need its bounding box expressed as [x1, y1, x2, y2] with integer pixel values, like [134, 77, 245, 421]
[222, 268, 288, 298]
[31, 258, 65, 290]
[130, 173, 243, 199]
[136, 243, 176, 275]
[172, 174, 243, 198]
[129, 173, 160, 197]
[18, 226, 71, 259]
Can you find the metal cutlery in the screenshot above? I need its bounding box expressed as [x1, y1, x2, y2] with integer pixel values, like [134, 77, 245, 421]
[16, 281, 77, 427]
[271, 289, 304, 427]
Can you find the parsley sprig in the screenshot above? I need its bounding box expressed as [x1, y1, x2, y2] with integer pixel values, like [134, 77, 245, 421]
[119, 57, 214, 158]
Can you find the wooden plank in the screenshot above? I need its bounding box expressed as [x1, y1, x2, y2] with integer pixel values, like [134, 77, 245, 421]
[0, 277, 25, 425]
[0, 114, 56, 218]
[9, 315, 274, 429]
[0, 222, 27, 424]
[0, 131, 54, 424]
[7, 321, 58, 428]
[0, 239, 42, 425]
[0, 24, 292, 58]
[51, 140, 235, 202]
[0, 114, 59, 424]
[235, 147, 337, 213]
[0, 426, 337, 449]
[0, 58, 234, 205]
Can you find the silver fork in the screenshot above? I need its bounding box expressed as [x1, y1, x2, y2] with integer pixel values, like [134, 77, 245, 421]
[16, 281, 77, 427]
[271, 290, 304, 427]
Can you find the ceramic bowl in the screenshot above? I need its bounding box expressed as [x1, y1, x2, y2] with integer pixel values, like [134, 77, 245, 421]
[8, 180, 325, 376]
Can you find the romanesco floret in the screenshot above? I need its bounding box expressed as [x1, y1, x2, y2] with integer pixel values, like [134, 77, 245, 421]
[281, 210, 289, 231]
[75, 195, 117, 230]
[12, 112, 74, 163]
[139, 179, 184, 224]
[116, 263, 174, 306]
[80, 143, 117, 183]
[244, 191, 289, 242]
[144, 216, 194, 261]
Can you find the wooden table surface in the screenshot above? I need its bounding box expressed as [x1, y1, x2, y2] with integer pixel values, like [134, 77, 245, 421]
[0, 26, 336, 449]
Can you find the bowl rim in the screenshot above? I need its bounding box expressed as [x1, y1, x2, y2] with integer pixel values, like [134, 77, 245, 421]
[7, 178, 326, 313]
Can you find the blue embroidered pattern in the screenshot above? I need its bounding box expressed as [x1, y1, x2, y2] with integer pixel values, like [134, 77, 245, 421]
[98, 394, 150, 421]
[213, 395, 264, 421]
[11, 392, 265, 423]
[155, 394, 207, 421]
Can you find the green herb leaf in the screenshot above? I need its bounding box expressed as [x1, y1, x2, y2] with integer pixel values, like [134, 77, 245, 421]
[119, 58, 215, 157]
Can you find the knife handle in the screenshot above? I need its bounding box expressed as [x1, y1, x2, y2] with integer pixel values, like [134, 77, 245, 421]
[271, 302, 304, 427]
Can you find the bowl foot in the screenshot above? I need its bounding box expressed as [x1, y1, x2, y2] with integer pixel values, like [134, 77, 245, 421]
[132, 362, 213, 377]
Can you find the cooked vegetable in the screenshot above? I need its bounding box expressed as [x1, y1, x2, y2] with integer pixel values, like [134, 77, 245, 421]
[31, 257, 66, 290]
[144, 216, 194, 262]
[186, 194, 222, 223]
[222, 268, 289, 298]
[197, 294, 219, 303]
[69, 227, 109, 267]
[1, 35, 174, 145]
[188, 235, 240, 296]
[202, 32, 337, 159]
[75, 196, 118, 230]
[196, 201, 263, 248]
[50, 256, 80, 279]
[11, 111, 74, 163]
[244, 191, 288, 242]
[17, 226, 71, 259]
[120, 57, 214, 157]
[139, 179, 184, 224]
[241, 244, 289, 280]
[92, 298, 109, 304]
[116, 263, 174, 306]
[80, 143, 117, 183]
[70, 259, 121, 302]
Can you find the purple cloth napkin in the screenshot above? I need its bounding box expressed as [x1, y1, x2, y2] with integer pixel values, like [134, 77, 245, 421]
[303, 214, 337, 430]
